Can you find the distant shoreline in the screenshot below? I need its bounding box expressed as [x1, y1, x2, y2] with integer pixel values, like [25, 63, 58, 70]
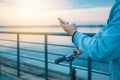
[0, 25, 105, 28]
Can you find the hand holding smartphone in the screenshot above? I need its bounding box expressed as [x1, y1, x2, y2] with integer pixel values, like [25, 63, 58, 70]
[57, 17, 77, 36]
[57, 18, 68, 24]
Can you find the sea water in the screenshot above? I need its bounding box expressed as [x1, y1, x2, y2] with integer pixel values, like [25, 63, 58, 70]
[0, 26, 109, 80]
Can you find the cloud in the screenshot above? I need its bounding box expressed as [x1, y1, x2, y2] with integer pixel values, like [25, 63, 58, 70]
[65, 0, 115, 9]
[0, 0, 113, 26]
[0, 0, 115, 9]
[0, 0, 16, 6]
[0, 6, 111, 26]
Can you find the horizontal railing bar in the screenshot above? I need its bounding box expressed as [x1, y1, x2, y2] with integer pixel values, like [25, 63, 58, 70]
[0, 39, 17, 42]
[74, 65, 110, 76]
[0, 51, 17, 56]
[0, 45, 66, 57]
[0, 39, 45, 45]
[76, 57, 108, 65]
[20, 49, 44, 54]
[18, 41, 44, 45]
[0, 44, 68, 57]
[91, 59, 108, 64]
[0, 45, 42, 53]
[0, 56, 19, 65]
[48, 60, 88, 71]
[92, 69, 110, 76]
[20, 56, 44, 62]
[0, 46, 65, 58]
[0, 39, 74, 48]
[19, 41, 74, 48]
[0, 31, 95, 36]
[0, 45, 17, 49]
[75, 57, 108, 64]
[0, 31, 69, 36]
[48, 52, 65, 56]
[0, 51, 44, 62]
[0, 45, 44, 53]
[47, 43, 74, 48]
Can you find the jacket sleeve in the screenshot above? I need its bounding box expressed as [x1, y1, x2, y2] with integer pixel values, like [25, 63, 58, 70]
[73, 4, 120, 61]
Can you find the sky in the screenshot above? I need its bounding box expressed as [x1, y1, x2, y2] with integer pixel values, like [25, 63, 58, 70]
[0, 0, 115, 26]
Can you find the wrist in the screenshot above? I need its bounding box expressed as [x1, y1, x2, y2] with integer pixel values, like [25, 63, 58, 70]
[71, 30, 77, 36]
[72, 31, 78, 43]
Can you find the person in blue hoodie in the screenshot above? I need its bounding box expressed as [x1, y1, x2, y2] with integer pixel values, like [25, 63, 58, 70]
[58, 0, 120, 80]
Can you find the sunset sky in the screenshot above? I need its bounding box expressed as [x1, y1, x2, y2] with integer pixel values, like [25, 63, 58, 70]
[0, 0, 115, 26]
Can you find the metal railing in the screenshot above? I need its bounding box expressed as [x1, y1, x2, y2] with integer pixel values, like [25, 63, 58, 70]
[0, 31, 110, 80]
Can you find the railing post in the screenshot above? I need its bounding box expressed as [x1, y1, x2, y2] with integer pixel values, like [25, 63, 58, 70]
[69, 61, 72, 80]
[88, 57, 92, 80]
[45, 35, 49, 80]
[0, 54, 1, 77]
[17, 34, 20, 77]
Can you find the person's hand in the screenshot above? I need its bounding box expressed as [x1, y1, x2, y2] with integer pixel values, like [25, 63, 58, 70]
[58, 18, 77, 36]
[73, 48, 82, 57]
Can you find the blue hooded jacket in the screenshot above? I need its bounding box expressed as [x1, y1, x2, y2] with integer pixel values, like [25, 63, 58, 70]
[73, 0, 120, 80]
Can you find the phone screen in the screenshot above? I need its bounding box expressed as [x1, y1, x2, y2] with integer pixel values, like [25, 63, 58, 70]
[58, 18, 66, 24]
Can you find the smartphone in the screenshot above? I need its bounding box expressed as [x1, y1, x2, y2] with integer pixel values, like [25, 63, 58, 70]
[57, 18, 67, 24]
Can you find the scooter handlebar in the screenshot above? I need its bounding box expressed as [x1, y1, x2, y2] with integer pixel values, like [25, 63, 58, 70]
[55, 56, 66, 64]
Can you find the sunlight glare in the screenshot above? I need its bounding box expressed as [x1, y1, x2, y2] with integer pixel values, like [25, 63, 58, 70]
[18, 0, 43, 13]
